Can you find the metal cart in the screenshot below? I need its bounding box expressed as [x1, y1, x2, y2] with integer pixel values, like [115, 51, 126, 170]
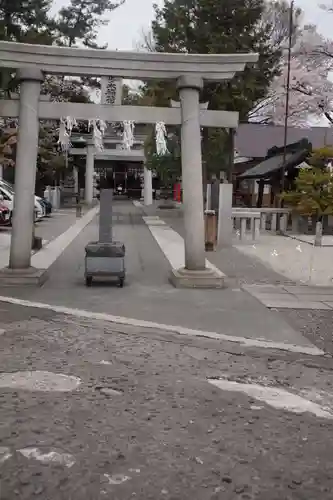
[84, 241, 126, 287]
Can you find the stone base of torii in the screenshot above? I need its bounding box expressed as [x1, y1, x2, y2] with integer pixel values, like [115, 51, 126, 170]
[0, 41, 258, 288]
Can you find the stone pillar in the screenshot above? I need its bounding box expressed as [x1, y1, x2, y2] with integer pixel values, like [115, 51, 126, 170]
[85, 141, 94, 204]
[178, 76, 205, 270]
[144, 166, 153, 206]
[51, 187, 60, 209]
[169, 76, 224, 288]
[0, 164, 3, 179]
[217, 183, 233, 247]
[44, 186, 51, 202]
[9, 69, 44, 270]
[73, 166, 79, 193]
[210, 178, 220, 212]
[99, 189, 113, 243]
[206, 183, 211, 211]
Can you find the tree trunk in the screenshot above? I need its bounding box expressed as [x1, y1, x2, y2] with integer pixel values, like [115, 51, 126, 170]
[256, 180, 264, 208]
[202, 161, 207, 207]
[227, 128, 235, 183]
[314, 219, 323, 247]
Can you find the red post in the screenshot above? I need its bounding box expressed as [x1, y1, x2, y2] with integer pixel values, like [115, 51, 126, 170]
[174, 183, 181, 202]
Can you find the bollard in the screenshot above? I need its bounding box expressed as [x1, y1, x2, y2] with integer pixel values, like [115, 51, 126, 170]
[240, 218, 247, 240]
[205, 210, 217, 251]
[76, 194, 82, 218]
[271, 213, 277, 231]
[291, 213, 299, 233]
[279, 213, 288, 233]
[260, 213, 267, 231]
[31, 223, 42, 250]
[252, 217, 261, 241]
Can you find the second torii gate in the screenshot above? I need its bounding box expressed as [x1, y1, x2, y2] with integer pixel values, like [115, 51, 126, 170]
[0, 41, 258, 288]
[68, 102, 239, 206]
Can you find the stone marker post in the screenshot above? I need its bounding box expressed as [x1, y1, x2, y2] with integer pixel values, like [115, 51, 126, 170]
[99, 189, 113, 243]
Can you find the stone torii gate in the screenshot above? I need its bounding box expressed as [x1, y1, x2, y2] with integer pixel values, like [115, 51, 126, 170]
[0, 41, 258, 287]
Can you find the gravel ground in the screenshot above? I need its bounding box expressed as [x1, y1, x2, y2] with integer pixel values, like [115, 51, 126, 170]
[1, 302, 333, 499]
[277, 309, 333, 355]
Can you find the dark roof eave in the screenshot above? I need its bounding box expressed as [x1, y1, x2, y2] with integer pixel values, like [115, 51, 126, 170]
[238, 149, 309, 180]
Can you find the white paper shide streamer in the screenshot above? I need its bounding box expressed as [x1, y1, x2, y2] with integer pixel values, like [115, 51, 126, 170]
[121, 121, 135, 150]
[58, 116, 77, 152]
[89, 119, 107, 152]
[155, 122, 169, 156]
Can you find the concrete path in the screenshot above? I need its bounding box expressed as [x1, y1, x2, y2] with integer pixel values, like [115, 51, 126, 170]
[0, 200, 320, 355]
[1, 300, 333, 499]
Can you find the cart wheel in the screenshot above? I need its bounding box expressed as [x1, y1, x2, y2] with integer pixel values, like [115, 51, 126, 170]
[119, 278, 124, 288]
[85, 276, 93, 287]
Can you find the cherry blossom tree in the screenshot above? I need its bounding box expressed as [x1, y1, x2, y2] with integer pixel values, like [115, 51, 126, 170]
[253, 19, 333, 126]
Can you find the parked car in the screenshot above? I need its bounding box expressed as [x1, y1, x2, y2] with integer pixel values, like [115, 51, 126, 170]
[0, 197, 10, 226]
[0, 180, 45, 223]
[38, 197, 52, 216]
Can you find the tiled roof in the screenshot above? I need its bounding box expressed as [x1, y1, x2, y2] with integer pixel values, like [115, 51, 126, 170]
[238, 149, 309, 179]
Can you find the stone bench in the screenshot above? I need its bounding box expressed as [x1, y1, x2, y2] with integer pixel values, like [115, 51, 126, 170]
[232, 210, 261, 241]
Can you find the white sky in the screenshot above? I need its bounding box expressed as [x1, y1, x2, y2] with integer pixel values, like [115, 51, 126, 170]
[51, 0, 331, 51]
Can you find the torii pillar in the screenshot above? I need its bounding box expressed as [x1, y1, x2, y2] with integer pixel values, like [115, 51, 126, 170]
[2, 69, 45, 283]
[143, 166, 153, 206]
[85, 139, 95, 205]
[169, 76, 225, 288]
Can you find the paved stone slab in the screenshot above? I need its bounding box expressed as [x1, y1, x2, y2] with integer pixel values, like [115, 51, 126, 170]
[251, 293, 297, 303]
[244, 285, 333, 310]
[292, 294, 333, 302]
[261, 299, 332, 310]
[283, 286, 333, 295]
[324, 302, 333, 309]
[242, 284, 288, 295]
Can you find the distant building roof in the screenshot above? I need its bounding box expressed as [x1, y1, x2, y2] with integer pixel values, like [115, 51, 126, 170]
[235, 124, 333, 159]
[238, 149, 309, 180]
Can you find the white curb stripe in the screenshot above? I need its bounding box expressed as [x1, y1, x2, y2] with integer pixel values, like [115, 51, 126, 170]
[142, 215, 223, 273]
[0, 294, 324, 356]
[31, 205, 99, 270]
[209, 378, 333, 419]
